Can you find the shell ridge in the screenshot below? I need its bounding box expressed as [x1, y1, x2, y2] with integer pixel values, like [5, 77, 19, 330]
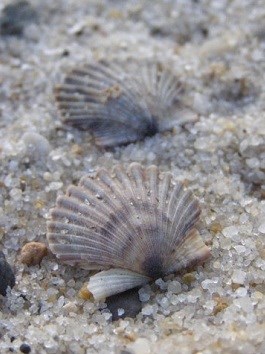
[157, 172, 173, 255]
[114, 163, 164, 271]
[55, 60, 192, 146]
[159, 70, 177, 104]
[48, 224, 127, 255]
[140, 64, 156, 96]
[169, 198, 200, 250]
[82, 63, 147, 106]
[48, 221, 128, 261]
[50, 193, 135, 256]
[79, 175, 149, 247]
[165, 182, 185, 243]
[47, 163, 210, 291]
[48, 233, 133, 269]
[128, 164, 169, 277]
[56, 84, 156, 146]
[48, 238, 127, 267]
[127, 164, 158, 255]
[78, 63, 121, 87]
[167, 187, 192, 232]
[172, 202, 200, 244]
[60, 65, 153, 118]
[112, 165, 153, 255]
[145, 165, 161, 251]
[88, 268, 150, 300]
[81, 169, 155, 270]
[166, 229, 210, 273]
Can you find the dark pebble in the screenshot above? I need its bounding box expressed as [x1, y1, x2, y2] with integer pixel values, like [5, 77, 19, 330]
[106, 288, 142, 321]
[0, 251, 15, 296]
[19, 343, 31, 354]
[0, 1, 37, 36]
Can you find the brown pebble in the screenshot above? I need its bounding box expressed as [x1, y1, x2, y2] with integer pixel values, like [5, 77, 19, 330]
[231, 283, 241, 291]
[213, 296, 229, 315]
[209, 222, 223, 234]
[78, 283, 93, 300]
[182, 272, 196, 285]
[20, 242, 48, 266]
[71, 144, 84, 156]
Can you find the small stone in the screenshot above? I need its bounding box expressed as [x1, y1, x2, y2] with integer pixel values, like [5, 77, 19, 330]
[258, 223, 265, 234]
[222, 226, 239, 238]
[106, 288, 142, 321]
[234, 297, 254, 313]
[0, 1, 37, 36]
[201, 278, 219, 292]
[235, 287, 248, 297]
[62, 301, 78, 315]
[127, 338, 151, 354]
[182, 273, 196, 285]
[231, 269, 246, 284]
[0, 251, 15, 296]
[47, 182, 63, 191]
[71, 144, 84, 155]
[231, 283, 242, 291]
[138, 285, 151, 302]
[168, 280, 182, 294]
[155, 278, 167, 290]
[117, 308, 125, 316]
[142, 304, 154, 316]
[78, 284, 93, 300]
[19, 343, 31, 353]
[68, 21, 86, 35]
[34, 200, 46, 209]
[20, 242, 48, 266]
[213, 297, 229, 315]
[10, 188, 23, 201]
[210, 222, 223, 234]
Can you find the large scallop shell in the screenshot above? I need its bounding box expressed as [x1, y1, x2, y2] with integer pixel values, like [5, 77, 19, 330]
[47, 163, 210, 300]
[55, 61, 197, 147]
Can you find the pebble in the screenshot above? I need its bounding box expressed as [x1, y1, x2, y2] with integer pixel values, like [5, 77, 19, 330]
[19, 343, 31, 353]
[168, 280, 182, 294]
[138, 285, 151, 302]
[222, 226, 239, 238]
[127, 338, 151, 354]
[78, 283, 93, 300]
[231, 270, 247, 285]
[20, 242, 48, 266]
[258, 223, 265, 234]
[182, 273, 196, 285]
[106, 288, 143, 321]
[213, 297, 229, 315]
[0, 251, 15, 296]
[0, 1, 37, 36]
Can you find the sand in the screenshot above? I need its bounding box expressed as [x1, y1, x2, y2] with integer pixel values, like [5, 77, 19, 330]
[0, 0, 264, 353]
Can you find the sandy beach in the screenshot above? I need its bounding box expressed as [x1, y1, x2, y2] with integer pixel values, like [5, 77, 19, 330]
[0, 1, 265, 353]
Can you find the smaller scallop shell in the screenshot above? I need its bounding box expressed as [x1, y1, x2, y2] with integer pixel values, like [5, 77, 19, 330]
[55, 61, 197, 147]
[47, 163, 210, 300]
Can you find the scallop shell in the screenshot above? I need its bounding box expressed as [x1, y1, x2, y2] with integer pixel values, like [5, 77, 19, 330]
[55, 61, 197, 147]
[47, 163, 210, 300]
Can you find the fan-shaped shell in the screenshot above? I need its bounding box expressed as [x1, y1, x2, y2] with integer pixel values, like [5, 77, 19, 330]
[47, 163, 210, 300]
[55, 61, 197, 147]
